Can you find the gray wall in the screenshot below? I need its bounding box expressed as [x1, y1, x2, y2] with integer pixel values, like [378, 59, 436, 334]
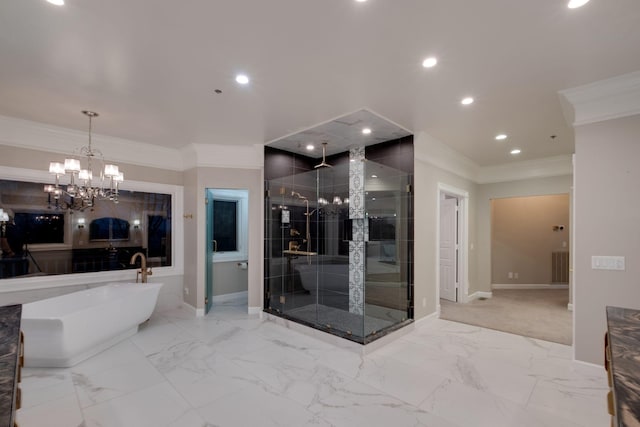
[574, 114, 640, 364]
[491, 194, 570, 285]
[0, 145, 183, 185]
[476, 175, 572, 293]
[212, 261, 248, 297]
[414, 158, 477, 318]
[182, 167, 262, 311]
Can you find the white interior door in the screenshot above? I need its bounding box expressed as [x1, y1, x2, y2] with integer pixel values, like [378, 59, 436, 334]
[440, 197, 458, 302]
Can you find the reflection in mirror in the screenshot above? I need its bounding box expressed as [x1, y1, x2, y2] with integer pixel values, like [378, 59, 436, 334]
[0, 179, 172, 279]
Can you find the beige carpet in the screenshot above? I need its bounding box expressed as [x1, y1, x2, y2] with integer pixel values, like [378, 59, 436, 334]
[440, 289, 572, 345]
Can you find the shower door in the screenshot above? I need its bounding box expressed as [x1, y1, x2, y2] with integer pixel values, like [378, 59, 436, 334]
[363, 161, 412, 336]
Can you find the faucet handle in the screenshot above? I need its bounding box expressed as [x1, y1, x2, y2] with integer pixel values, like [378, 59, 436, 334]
[147, 267, 153, 276]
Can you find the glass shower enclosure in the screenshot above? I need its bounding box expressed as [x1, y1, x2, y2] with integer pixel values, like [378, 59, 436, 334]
[264, 157, 413, 343]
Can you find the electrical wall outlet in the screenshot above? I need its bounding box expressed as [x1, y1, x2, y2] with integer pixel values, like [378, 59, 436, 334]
[514, 272, 519, 279]
[184, 287, 189, 295]
[508, 272, 513, 279]
[592, 256, 625, 271]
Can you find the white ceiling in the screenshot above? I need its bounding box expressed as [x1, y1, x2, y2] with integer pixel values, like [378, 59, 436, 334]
[1, 0, 639, 166]
[267, 109, 411, 157]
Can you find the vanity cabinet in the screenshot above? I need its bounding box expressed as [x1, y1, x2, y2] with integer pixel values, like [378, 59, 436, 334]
[0, 304, 23, 427]
[606, 306, 640, 427]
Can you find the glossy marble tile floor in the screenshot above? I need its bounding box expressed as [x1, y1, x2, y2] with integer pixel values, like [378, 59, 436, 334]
[17, 299, 609, 427]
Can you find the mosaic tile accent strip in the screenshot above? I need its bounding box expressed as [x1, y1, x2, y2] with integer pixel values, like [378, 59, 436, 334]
[349, 147, 366, 315]
[349, 147, 365, 220]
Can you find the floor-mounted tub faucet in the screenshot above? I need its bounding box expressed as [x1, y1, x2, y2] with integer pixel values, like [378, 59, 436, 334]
[130, 252, 152, 283]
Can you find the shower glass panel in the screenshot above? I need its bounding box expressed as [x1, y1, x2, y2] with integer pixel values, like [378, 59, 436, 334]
[364, 161, 411, 334]
[264, 158, 411, 343]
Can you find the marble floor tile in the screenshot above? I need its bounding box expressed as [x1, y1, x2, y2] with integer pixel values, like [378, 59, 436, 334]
[17, 306, 611, 427]
[19, 368, 75, 410]
[163, 352, 259, 408]
[16, 394, 84, 427]
[309, 379, 459, 427]
[527, 376, 610, 426]
[73, 358, 165, 408]
[197, 382, 330, 427]
[355, 355, 450, 406]
[419, 379, 585, 427]
[231, 340, 352, 408]
[82, 382, 192, 427]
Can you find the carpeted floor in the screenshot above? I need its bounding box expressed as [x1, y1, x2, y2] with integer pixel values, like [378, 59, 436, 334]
[439, 289, 572, 345]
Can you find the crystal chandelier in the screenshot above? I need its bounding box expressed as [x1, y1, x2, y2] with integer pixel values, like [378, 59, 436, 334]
[45, 111, 124, 210]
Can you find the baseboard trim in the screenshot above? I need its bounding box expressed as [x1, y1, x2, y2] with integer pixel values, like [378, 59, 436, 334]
[567, 303, 573, 311]
[467, 291, 493, 301]
[211, 290, 248, 304]
[492, 284, 569, 290]
[248, 306, 262, 315]
[181, 302, 205, 317]
[572, 358, 605, 372]
[416, 310, 440, 326]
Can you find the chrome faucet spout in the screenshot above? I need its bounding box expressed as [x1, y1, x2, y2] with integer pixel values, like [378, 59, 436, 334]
[130, 251, 152, 283]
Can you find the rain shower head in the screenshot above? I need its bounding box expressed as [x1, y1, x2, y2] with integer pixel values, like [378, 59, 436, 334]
[314, 142, 333, 168]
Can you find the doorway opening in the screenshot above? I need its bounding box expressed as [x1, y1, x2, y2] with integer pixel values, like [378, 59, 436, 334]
[205, 188, 249, 315]
[436, 184, 469, 312]
[441, 193, 572, 345]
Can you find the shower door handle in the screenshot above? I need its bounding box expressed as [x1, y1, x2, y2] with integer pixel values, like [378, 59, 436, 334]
[212, 240, 218, 252]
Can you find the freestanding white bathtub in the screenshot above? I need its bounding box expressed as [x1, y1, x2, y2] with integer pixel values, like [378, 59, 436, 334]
[21, 282, 163, 368]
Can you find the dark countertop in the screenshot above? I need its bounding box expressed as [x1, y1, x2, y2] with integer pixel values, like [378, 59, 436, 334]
[607, 306, 640, 427]
[0, 304, 21, 427]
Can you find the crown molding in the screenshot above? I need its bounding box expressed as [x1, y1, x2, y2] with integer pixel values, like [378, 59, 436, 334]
[0, 113, 573, 183]
[477, 155, 573, 184]
[0, 114, 184, 171]
[414, 131, 480, 182]
[559, 71, 640, 127]
[413, 131, 573, 184]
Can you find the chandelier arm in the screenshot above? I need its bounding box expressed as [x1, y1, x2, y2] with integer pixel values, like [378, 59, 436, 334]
[45, 110, 123, 211]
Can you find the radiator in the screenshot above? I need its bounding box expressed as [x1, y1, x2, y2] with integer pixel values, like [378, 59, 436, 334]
[552, 251, 570, 284]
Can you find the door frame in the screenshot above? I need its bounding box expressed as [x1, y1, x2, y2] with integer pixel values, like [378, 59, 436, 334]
[205, 187, 250, 314]
[436, 183, 470, 314]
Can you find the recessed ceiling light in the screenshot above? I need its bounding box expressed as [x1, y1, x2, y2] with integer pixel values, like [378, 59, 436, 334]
[355, 0, 367, 2]
[461, 97, 474, 105]
[46, 0, 64, 5]
[495, 134, 508, 140]
[510, 149, 522, 155]
[422, 57, 438, 68]
[235, 74, 249, 85]
[371, 175, 378, 178]
[568, 0, 590, 8]
[306, 144, 314, 151]
[362, 128, 372, 135]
